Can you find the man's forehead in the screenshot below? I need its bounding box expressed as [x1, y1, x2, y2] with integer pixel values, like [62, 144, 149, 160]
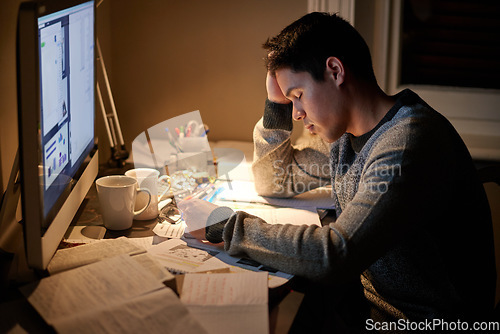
[276, 69, 311, 95]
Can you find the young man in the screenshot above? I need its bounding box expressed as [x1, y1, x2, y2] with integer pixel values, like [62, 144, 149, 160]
[179, 12, 496, 329]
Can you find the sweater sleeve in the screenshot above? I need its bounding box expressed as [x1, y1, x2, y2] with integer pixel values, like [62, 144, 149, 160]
[223, 119, 430, 283]
[252, 99, 331, 198]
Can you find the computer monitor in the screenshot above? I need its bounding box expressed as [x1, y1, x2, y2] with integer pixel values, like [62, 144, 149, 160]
[16, 0, 98, 270]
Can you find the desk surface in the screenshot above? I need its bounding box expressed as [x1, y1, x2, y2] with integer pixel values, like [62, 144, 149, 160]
[0, 163, 302, 334]
[71, 163, 158, 240]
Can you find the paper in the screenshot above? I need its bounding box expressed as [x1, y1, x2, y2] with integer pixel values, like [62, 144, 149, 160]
[215, 180, 335, 210]
[152, 220, 186, 238]
[242, 207, 321, 226]
[22, 254, 165, 324]
[131, 253, 175, 282]
[181, 272, 269, 334]
[147, 239, 230, 274]
[47, 237, 146, 274]
[185, 238, 293, 289]
[52, 288, 207, 334]
[127, 236, 156, 250]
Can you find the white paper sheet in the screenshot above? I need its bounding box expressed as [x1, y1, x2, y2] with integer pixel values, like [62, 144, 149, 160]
[22, 254, 165, 324]
[147, 239, 230, 274]
[131, 253, 175, 282]
[181, 272, 269, 334]
[184, 238, 292, 289]
[52, 288, 207, 334]
[215, 180, 335, 210]
[47, 237, 146, 274]
[242, 206, 321, 226]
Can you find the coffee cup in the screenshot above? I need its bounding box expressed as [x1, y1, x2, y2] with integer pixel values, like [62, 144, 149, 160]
[96, 175, 151, 230]
[125, 168, 170, 220]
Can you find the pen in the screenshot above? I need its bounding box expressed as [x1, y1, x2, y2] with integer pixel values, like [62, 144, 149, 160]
[183, 184, 215, 201]
[165, 128, 182, 152]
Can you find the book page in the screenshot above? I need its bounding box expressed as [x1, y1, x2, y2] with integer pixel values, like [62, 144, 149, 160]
[52, 288, 207, 334]
[47, 237, 146, 274]
[21, 254, 165, 325]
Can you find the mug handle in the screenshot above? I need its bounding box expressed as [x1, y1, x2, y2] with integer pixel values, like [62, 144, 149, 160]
[133, 188, 152, 216]
[158, 175, 171, 199]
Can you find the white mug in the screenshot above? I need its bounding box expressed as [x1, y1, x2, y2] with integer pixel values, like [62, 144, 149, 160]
[125, 168, 170, 220]
[96, 175, 151, 230]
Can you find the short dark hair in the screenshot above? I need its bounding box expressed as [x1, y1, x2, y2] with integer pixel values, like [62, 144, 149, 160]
[263, 12, 376, 83]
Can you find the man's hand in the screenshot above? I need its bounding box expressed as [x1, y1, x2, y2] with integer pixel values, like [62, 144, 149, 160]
[266, 71, 290, 105]
[178, 199, 219, 240]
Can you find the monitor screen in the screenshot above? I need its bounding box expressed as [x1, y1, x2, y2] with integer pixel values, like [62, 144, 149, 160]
[38, 1, 95, 224]
[17, 0, 98, 270]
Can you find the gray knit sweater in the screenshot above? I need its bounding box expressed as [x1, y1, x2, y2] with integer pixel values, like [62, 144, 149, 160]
[208, 89, 496, 322]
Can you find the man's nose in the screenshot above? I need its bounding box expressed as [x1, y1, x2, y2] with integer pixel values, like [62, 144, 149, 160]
[292, 106, 305, 121]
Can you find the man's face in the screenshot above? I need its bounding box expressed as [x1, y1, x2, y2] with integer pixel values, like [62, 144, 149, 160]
[275, 68, 348, 143]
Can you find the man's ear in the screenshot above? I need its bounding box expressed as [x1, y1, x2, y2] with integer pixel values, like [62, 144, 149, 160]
[325, 57, 345, 85]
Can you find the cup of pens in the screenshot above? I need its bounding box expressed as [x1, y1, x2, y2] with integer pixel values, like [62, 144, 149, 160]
[165, 120, 215, 186]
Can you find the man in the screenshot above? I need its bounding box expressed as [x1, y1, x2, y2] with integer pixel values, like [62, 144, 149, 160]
[179, 12, 496, 330]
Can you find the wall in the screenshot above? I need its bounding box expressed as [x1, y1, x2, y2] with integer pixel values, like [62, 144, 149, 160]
[0, 0, 23, 192]
[102, 0, 307, 163]
[0, 0, 307, 190]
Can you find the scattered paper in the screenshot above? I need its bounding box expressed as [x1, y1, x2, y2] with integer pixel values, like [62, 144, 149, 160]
[147, 239, 230, 274]
[22, 255, 165, 324]
[152, 221, 186, 238]
[181, 272, 269, 334]
[127, 236, 156, 250]
[242, 206, 321, 226]
[215, 180, 335, 210]
[185, 238, 292, 289]
[53, 288, 207, 334]
[47, 237, 146, 274]
[131, 253, 174, 282]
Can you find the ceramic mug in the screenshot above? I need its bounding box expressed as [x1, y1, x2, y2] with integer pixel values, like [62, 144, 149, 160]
[96, 175, 151, 230]
[125, 168, 170, 220]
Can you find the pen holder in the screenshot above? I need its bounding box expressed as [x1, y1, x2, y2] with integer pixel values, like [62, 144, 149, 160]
[178, 137, 211, 153]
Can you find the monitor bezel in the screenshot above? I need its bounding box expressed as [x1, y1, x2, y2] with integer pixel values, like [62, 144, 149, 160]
[17, 0, 98, 270]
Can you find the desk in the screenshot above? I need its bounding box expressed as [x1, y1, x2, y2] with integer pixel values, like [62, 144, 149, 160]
[0, 163, 303, 334]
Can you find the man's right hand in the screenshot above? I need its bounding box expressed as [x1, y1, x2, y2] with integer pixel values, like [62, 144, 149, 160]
[266, 71, 291, 105]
